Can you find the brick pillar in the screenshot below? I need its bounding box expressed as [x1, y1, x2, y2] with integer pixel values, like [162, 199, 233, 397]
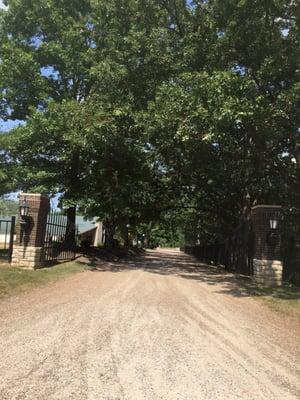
[11, 193, 50, 269]
[251, 205, 282, 287]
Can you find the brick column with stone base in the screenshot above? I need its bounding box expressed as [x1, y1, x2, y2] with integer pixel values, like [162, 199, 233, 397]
[11, 193, 49, 269]
[251, 205, 282, 287]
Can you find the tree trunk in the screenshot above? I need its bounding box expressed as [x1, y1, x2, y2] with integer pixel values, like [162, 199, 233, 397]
[123, 226, 130, 251]
[104, 220, 115, 249]
[65, 151, 80, 246]
[66, 206, 76, 246]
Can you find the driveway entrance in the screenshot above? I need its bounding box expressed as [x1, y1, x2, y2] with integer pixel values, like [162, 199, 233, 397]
[0, 249, 299, 399]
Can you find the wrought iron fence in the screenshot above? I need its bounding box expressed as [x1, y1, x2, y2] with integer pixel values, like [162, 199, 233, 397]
[185, 207, 300, 284]
[0, 216, 16, 262]
[184, 218, 254, 276]
[44, 211, 76, 264]
[281, 208, 300, 285]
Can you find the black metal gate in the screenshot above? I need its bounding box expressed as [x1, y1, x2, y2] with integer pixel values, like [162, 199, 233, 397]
[282, 208, 300, 285]
[44, 211, 76, 264]
[0, 216, 16, 262]
[226, 218, 254, 276]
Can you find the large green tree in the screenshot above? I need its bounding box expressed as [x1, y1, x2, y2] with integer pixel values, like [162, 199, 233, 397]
[0, 0, 180, 244]
[143, 0, 299, 243]
[0, 0, 299, 247]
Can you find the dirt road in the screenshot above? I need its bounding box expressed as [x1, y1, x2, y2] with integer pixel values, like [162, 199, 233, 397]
[0, 249, 299, 400]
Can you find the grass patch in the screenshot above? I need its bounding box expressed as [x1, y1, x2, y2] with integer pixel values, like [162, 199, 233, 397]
[0, 261, 87, 298]
[243, 282, 300, 317]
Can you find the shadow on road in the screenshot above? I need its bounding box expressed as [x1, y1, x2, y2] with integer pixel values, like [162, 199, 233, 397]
[76, 249, 300, 302]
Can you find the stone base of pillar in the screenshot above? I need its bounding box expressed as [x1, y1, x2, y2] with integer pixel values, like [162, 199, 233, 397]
[11, 246, 44, 269]
[253, 259, 283, 287]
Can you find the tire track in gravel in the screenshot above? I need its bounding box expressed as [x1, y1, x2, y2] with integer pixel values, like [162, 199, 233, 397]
[165, 272, 300, 399]
[173, 273, 300, 375]
[85, 270, 145, 400]
[126, 254, 299, 400]
[161, 255, 300, 372]
[0, 270, 141, 400]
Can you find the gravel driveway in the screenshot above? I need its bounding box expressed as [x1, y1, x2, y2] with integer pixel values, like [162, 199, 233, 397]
[0, 249, 299, 400]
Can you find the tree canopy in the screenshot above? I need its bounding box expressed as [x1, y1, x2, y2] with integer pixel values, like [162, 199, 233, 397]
[0, 0, 299, 247]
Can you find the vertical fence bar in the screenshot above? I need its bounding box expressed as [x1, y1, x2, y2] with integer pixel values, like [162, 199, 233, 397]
[4, 221, 8, 250]
[0, 221, 2, 255]
[8, 216, 15, 263]
[0, 221, 2, 251]
[45, 212, 49, 262]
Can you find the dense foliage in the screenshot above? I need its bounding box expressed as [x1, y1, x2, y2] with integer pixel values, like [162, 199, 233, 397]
[0, 197, 18, 215]
[0, 0, 299, 247]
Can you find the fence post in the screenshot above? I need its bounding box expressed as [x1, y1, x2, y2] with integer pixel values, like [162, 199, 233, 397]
[8, 216, 15, 263]
[251, 205, 282, 287]
[11, 193, 50, 269]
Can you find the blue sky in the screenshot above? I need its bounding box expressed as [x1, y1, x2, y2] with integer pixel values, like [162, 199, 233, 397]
[0, 119, 24, 132]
